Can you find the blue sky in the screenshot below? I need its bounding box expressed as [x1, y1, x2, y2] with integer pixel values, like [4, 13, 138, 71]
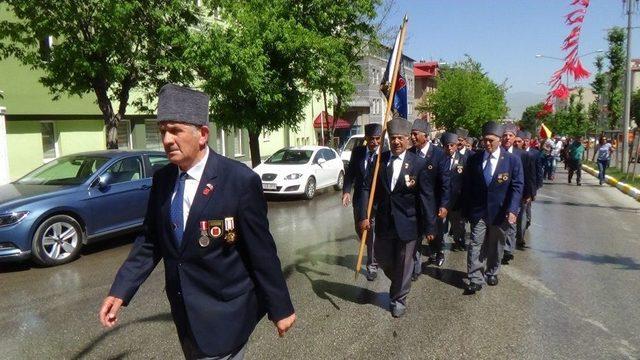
[382, 0, 639, 112]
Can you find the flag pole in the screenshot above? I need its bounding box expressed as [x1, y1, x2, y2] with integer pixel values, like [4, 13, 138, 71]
[355, 16, 408, 279]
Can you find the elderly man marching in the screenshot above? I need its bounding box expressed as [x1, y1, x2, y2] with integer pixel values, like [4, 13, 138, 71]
[358, 116, 436, 317]
[441, 132, 467, 251]
[462, 121, 523, 293]
[407, 119, 450, 278]
[343, 123, 382, 281]
[514, 130, 541, 249]
[500, 123, 528, 265]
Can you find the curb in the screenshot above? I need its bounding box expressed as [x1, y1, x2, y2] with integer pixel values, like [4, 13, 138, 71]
[582, 164, 640, 202]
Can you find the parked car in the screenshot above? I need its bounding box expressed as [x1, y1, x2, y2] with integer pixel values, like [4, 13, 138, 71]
[253, 146, 344, 199]
[0, 150, 169, 266]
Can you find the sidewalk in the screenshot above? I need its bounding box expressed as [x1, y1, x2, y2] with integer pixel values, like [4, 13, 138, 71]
[581, 164, 640, 202]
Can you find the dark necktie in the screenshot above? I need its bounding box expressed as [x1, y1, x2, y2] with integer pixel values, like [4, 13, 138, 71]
[483, 155, 493, 186]
[366, 151, 375, 172]
[170, 172, 188, 246]
[387, 155, 398, 188]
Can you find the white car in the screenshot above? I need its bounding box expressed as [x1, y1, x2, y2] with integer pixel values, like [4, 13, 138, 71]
[253, 146, 344, 199]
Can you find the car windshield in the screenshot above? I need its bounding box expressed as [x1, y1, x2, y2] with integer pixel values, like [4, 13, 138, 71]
[16, 155, 110, 185]
[265, 149, 314, 165]
[342, 137, 365, 153]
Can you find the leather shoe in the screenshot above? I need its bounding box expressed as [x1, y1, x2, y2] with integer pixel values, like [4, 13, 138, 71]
[411, 272, 420, 281]
[391, 306, 406, 318]
[366, 270, 378, 282]
[435, 252, 445, 267]
[465, 282, 482, 294]
[487, 275, 499, 286]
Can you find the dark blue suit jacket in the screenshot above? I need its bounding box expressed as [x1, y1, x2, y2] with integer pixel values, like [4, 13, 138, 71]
[528, 148, 544, 190]
[512, 147, 538, 200]
[462, 149, 524, 225]
[446, 151, 468, 211]
[109, 150, 294, 356]
[358, 150, 436, 241]
[343, 145, 375, 220]
[408, 143, 450, 210]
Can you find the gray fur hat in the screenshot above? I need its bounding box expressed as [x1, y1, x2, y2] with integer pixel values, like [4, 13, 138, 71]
[411, 118, 431, 134]
[387, 116, 412, 136]
[157, 83, 210, 126]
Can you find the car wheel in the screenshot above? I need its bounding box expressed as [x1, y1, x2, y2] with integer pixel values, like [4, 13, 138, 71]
[333, 171, 344, 191]
[31, 215, 84, 266]
[304, 176, 316, 200]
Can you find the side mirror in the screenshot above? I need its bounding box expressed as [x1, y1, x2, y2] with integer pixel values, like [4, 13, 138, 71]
[317, 158, 327, 166]
[96, 173, 113, 189]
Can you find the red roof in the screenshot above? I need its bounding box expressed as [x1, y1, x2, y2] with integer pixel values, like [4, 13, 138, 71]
[313, 111, 351, 129]
[414, 61, 439, 78]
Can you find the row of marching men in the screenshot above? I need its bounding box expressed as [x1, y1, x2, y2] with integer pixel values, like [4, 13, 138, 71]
[342, 116, 542, 318]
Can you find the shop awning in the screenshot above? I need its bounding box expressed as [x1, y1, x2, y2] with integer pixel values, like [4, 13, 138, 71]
[313, 111, 351, 129]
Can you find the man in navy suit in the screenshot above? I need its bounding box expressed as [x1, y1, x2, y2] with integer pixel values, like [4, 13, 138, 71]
[441, 132, 467, 251]
[463, 121, 523, 293]
[500, 123, 526, 265]
[408, 119, 450, 277]
[359, 116, 436, 318]
[516, 131, 541, 247]
[343, 123, 382, 281]
[99, 84, 295, 359]
[456, 127, 475, 160]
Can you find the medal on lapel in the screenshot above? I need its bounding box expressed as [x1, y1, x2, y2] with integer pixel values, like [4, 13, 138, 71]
[404, 174, 416, 188]
[224, 217, 236, 245]
[198, 221, 211, 247]
[202, 183, 214, 196]
[208, 220, 224, 239]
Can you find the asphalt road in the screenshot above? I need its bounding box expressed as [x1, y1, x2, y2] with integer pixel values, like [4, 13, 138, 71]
[1, 168, 639, 359]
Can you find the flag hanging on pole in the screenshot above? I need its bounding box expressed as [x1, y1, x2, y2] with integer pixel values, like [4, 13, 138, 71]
[539, 123, 552, 139]
[380, 25, 408, 119]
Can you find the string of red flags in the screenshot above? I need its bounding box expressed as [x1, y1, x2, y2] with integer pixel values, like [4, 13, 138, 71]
[539, 0, 591, 118]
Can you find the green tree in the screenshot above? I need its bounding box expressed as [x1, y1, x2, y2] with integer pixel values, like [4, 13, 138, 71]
[191, 0, 378, 166]
[416, 56, 508, 137]
[631, 88, 640, 128]
[549, 89, 588, 137]
[0, 0, 200, 148]
[590, 55, 607, 131]
[519, 102, 545, 134]
[605, 27, 625, 130]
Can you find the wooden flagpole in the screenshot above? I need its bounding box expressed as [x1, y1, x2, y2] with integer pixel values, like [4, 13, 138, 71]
[355, 16, 408, 279]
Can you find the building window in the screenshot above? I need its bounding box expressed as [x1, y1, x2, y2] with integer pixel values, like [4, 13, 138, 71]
[234, 128, 243, 156]
[117, 120, 132, 149]
[39, 35, 53, 61]
[40, 121, 58, 162]
[145, 120, 163, 151]
[216, 127, 226, 156]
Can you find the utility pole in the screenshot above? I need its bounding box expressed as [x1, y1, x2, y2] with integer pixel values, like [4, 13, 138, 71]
[621, 0, 636, 172]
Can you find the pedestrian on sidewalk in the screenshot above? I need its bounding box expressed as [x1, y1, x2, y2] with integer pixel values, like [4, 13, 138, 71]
[567, 136, 585, 186]
[542, 137, 555, 180]
[596, 136, 614, 186]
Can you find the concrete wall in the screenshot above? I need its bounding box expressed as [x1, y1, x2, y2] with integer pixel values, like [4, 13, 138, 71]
[0, 108, 9, 184]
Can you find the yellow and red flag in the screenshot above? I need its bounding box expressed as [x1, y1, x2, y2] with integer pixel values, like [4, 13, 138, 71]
[539, 123, 552, 139]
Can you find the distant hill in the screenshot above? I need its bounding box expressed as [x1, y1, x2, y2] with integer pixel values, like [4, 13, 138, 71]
[506, 91, 545, 120]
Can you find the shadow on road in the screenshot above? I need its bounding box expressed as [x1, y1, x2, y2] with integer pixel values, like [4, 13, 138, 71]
[422, 265, 468, 290]
[538, 249, 640, 270]
[72, 312, 174, 360]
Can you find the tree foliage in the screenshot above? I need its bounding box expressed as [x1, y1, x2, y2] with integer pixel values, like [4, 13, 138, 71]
[416, 56, 508, 137]
[632, 88, 640, 128]
[0, 0, 200, 148]
[190, 0, 378, 166]
[605, 27, 625, 130]
[519, 103, 545, 135]
[547, 89, 589, 137]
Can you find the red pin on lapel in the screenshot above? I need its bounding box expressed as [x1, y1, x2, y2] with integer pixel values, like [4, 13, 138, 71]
[203, 183, 215, 196]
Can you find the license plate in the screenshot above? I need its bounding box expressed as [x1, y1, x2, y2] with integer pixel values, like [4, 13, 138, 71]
[262, 183, 277, 190]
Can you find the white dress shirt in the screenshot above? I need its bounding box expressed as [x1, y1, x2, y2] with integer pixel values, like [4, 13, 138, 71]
[172, 147, 209, 228]
[459, 147, 467, 155]
[388, 150, 406, 191]
[507, 146, 514, 154]
[418, 142, 430, 158]
[482, 147, 501, 178]
[364, 146, 378, 171]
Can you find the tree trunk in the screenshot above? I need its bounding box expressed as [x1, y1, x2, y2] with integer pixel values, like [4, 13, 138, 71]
[248, 129, 261, 168]
[94, 83, 119, 149]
